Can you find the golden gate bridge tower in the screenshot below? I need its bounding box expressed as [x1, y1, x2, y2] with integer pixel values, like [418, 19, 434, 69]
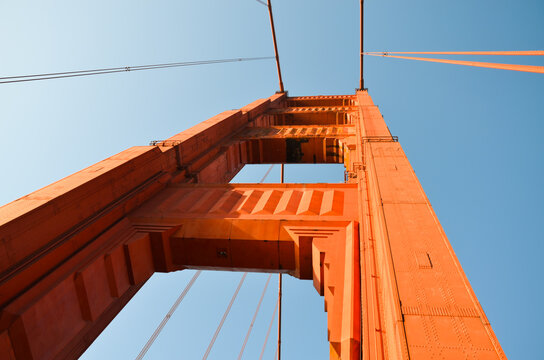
[0, 1, 515, 359]
[0, 93, 507, 359]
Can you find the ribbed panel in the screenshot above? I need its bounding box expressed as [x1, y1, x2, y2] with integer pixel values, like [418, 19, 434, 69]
[137, 185, 355, 218]
[239, 125, 354, 139]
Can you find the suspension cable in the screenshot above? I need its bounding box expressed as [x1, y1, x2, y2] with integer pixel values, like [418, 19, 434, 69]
[259, 164, 275, 183]
[266, 0, 285, 92]
[237, 274, 272, 360]
[364, 53, 544, 74]
[259, 297, 279, 360]
[359, 0, 365, 90]
[0, 56, 274, 84]
[277, 165, 284, 360]
[365, 50, 544, 56]
[255, 0, 268, 6]
[202, 273, 248, 360]
[277, 273, 282, 360]
[135, 271, 202, 360]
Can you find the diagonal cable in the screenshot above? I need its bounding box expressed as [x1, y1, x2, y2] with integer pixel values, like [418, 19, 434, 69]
[259, 296, 279, 360]
[237, 274, 272, 360]
[0, 56, 274, 84]
[259, 164, 275, 183]
[135, 271, 202, 360]
[202, 273, 248, 360]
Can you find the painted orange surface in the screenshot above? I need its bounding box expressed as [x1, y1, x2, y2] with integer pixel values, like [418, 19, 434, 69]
[365, 53, 544, 74]
[0, 91, 505, 359]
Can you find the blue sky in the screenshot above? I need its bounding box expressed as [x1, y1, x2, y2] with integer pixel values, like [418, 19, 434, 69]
[1, 0, 543, 358]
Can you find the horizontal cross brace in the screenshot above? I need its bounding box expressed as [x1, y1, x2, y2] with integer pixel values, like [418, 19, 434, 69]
[268, 106, 357, 114]
[238, 125, 354, 139]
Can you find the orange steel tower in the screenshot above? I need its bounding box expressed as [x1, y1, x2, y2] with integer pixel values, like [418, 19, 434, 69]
[0, 91, 506, 359]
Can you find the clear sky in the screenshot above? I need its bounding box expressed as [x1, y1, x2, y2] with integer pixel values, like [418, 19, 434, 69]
[1, 0, 543, 359]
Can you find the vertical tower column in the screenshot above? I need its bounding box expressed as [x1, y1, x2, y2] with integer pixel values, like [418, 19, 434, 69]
[353, 90, 506, 359]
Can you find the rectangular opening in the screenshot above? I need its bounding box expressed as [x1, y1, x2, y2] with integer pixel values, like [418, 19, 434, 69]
[231, 164, 346, 184]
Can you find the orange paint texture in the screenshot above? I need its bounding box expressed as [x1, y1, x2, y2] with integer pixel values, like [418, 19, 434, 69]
[0, 91, 505, 359]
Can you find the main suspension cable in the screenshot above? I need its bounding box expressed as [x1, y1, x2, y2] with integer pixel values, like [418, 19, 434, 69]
[365, 50, 544, 56]
[237, 274, 273, 360]
[359, 0, 365, 90]
[202, 273, 248, 360]
[259, 297, 279, 360]
[135, 271, 202, 360]
[266, 0, 285, 92]
[0, 56, 275, 84]
[364, 52, 544, 74]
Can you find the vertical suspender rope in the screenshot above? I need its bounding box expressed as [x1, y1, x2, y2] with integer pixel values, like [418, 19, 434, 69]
[267, 0, 285, 92]
[259, 298, 280, 360]
[202, 273, 248, 360]
[237, 274, 273, 360]
[135, 271, 202, 360]
[277, 164, 284, 360]
[277, 274, 282, 360]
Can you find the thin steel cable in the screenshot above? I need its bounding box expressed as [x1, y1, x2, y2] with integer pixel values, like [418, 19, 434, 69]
[202, 273, 248, 360]
[259, 297, 279, 360]
[277, 274, 282, 360]
[0, 56, 275, 84]
[0, 57, 272, 80]
[1, 57, 273, 80]
[0, 61, 209, 80]
[135, 271, 202, 360]
[259, 164, 275, 183]
[365, 50, 544, 56]
[255, 0, 268, 5]
[237, 274, 273, 360]
[234, 164, 274, 358]
[277, 165, 284, 360]
[365, 53, 544, 74]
